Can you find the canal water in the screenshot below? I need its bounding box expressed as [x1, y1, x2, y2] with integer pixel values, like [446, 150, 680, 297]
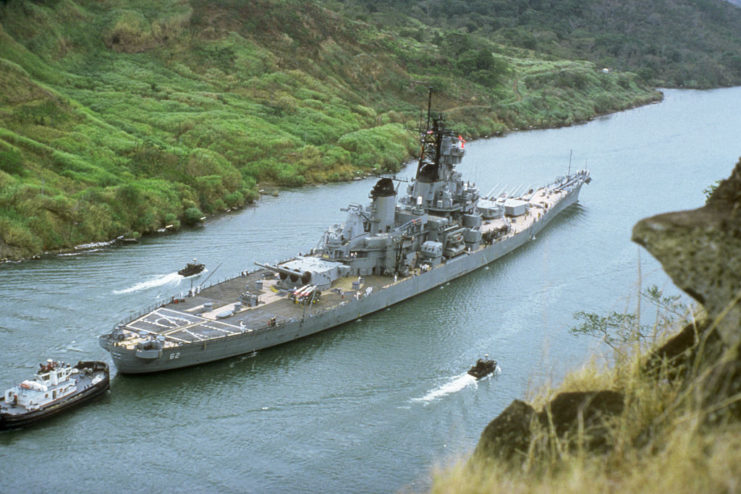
[1, 88, 740, 492]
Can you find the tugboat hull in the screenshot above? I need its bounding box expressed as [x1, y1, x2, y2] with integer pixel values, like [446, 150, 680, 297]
[0, 361, 109, 430]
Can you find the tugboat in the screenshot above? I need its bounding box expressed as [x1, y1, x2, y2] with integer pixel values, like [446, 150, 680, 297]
[178, 259, 205, 277]
[1, 360, 109, 430]
[468, 356, 497, 379]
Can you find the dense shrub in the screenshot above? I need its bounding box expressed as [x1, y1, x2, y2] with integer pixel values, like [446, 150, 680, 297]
[183, 206, 204, 226]
[0, 150, 24, 175]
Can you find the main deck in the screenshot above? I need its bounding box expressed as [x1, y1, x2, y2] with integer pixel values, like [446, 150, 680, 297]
[113, 271, 397, 351]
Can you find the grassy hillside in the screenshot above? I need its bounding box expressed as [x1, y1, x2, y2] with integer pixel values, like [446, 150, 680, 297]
[0, 0, 659, 259]
[345, 0, 741, 88]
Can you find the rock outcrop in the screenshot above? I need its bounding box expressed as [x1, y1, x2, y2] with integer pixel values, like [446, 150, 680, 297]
[474, 391, 624, 464]
[632, 157, 741, 347]
[542, 390, 624, 451]
[474, 400, 536, 463]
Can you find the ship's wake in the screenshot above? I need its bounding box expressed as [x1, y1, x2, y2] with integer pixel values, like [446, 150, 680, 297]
[411, 373, 477, 404]
[113, 272, 183, 294]
[411, 365, 501, 404]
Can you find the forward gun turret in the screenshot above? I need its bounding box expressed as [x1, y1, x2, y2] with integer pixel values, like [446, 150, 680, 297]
[256, 257, 350, 290]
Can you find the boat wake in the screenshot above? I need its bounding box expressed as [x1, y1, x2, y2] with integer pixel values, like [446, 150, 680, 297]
[411, 365, 502, 404]
[113, 272, 183, 294]
[411, 373, 477, 404]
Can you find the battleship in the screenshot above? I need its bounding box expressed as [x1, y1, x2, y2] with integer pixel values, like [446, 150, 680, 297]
[99, 98, 590, 374]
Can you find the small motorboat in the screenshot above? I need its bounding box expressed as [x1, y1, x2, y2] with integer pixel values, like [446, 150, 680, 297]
[178, 258, 205, 277]
[1, 360, 109, 430]
[467, 356, 497, 379]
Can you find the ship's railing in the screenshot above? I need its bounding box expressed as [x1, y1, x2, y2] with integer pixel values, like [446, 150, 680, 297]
[113, 300, 169, 329]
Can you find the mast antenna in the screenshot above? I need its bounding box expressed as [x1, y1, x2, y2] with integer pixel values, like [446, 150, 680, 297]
[568, 149, 573, 176]
[426, 87, 433, 130]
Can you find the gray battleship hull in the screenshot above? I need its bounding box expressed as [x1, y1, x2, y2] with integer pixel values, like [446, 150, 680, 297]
[101, 183, 582, 374]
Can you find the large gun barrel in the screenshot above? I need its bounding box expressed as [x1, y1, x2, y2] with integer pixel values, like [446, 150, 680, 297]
[255, 262, 312, 284]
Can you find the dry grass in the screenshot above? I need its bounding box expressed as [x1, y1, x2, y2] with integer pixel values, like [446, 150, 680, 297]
[431, 313, 741, 494]
[432, 425, 741, 494]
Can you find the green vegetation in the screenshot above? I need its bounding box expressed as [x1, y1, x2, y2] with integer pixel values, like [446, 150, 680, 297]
[343, 0, 741, 88]
[0, 0, 669, 259]
[704, 180, 722, 203]
[571, 285, 689, 353]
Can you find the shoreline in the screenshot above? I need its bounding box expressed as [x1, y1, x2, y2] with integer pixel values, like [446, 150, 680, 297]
[0, 91, 664, 265]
